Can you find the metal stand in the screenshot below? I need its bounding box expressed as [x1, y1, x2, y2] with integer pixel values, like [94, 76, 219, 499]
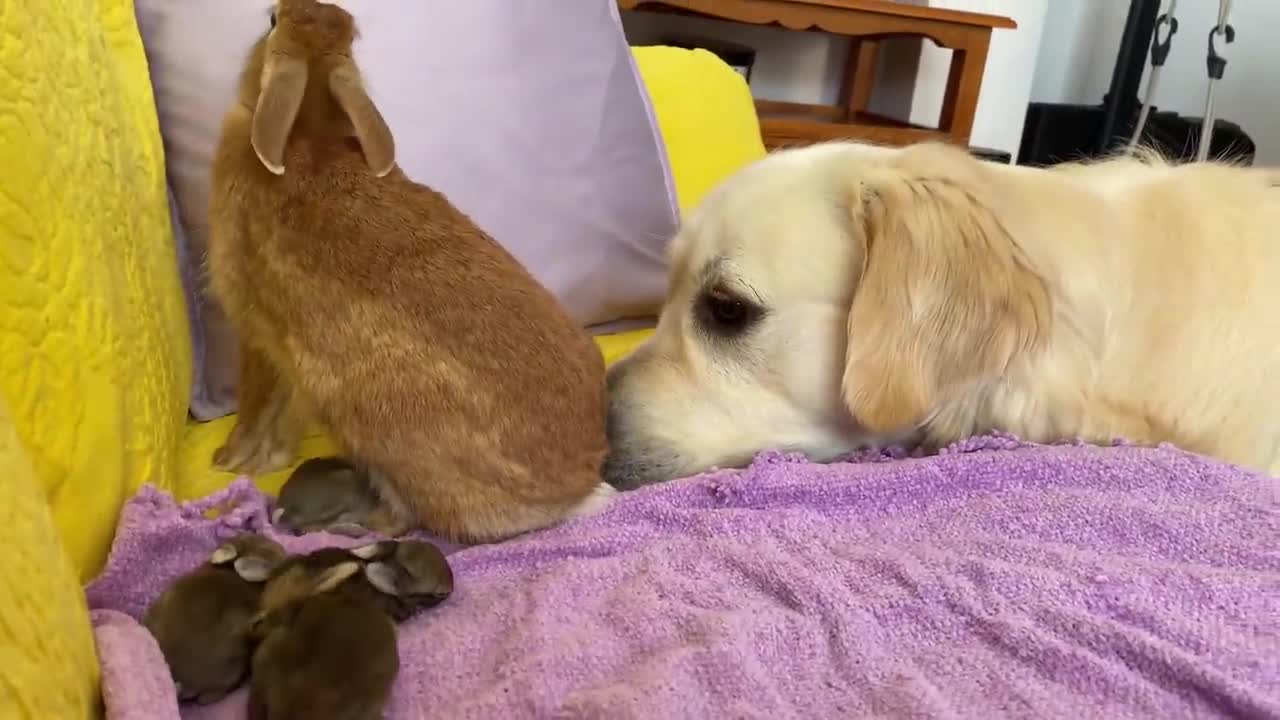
[1126, 2, 1178, 152]
[1018, 0, 1252, 167]
[1096, 0, 1162, 154]
[1196, 1, 1235, 162]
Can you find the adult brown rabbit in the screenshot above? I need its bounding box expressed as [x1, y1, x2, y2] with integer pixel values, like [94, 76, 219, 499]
[207, 0, 613, 543]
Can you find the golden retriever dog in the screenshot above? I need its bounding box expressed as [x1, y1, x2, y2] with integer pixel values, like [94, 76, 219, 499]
[604, 140, 1280, 489]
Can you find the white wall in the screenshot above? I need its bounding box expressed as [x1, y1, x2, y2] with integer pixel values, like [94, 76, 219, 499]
[912, 1, 1048, 157]
[621, 1, 1047, 159]
[1030, 0, 1279, 165]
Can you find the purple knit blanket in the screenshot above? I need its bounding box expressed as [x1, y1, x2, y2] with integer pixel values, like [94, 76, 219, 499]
[85, 436, 1280, 719]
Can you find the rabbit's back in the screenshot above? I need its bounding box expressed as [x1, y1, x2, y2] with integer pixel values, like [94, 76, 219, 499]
[213, 136, 608, 541]
[266, 141, 604, 418]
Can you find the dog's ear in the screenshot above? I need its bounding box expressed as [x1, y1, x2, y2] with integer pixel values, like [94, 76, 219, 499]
[841, 146, 1050, 434]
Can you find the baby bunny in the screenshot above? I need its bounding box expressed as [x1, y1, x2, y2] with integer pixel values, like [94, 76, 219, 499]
[349, 539, 454, 620]
[207, 0, 613, 543]
[248, 548, 402, 720]
[143, 534, 287, 704]
[273, 456, 387, 537]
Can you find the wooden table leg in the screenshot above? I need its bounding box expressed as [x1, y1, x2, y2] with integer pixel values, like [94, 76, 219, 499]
[938, 31, 991, 145]
[839, 39, 879, 122]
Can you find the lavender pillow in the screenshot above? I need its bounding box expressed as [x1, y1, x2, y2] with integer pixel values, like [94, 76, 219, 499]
[136, 0, 678, 420]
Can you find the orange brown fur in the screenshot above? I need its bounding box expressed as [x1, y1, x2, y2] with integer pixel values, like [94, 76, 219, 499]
[207, 0, 609, 542]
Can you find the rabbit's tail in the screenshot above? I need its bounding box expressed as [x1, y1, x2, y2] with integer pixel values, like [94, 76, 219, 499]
[564, 482, 617, 521]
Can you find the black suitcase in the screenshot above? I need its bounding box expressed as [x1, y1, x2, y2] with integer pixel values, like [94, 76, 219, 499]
[1019, 102, 1254, 167]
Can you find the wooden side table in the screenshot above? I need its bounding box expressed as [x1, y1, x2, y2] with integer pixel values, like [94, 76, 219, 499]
[619, 0, 1016, 150]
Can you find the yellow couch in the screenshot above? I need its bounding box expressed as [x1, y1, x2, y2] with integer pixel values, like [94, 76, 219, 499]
[0, 3, 765, 717]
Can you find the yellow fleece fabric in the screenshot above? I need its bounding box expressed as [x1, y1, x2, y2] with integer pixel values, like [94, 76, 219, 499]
[0, 1, 190, 715]
[0, 401, 102, 719]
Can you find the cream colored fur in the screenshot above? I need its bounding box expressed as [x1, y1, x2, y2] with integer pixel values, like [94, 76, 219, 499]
[604, 141, 1280, 488]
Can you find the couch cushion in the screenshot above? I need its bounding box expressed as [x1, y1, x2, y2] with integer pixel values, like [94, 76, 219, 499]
[135, 0, 680, 420]
[629, 46, 768, 215]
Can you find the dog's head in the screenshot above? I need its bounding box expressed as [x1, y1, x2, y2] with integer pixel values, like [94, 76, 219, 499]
[604, 142, 1051, 489]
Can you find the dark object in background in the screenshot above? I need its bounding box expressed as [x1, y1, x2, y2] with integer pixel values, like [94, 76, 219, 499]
[1018, 0, 1253, 167]
[662, 35, 756, 82]
[969, 146, 1012, 164]
[1136, 110, 1254, 163]
[1021, 104, 1254, 166]
[1020, 102, 1102, 166]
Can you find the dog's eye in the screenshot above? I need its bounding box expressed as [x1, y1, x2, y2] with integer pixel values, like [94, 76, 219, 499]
[696, 289, 760, 336]
[269, 9, 277, 28]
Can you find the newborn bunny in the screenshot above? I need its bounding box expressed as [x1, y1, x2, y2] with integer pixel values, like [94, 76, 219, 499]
[143, 534, 286, 704]
[273, 456, 384, 536]
[248, 548, 400, 720]
[349, 540, 454, 621]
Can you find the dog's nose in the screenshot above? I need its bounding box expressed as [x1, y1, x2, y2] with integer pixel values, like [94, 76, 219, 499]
[603, 369, 631, 477]
[604, 393, 626, 446]
[600, 450, 630, 491]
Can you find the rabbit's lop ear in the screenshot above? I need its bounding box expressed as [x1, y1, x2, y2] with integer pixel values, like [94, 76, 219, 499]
[363, 562, 402, 596]
[252, 55, 308, 175]
[209, 544, 239, 566]
[312, 560, 361, 594]
[233, 556, 277, 583]
[349, 541, 395, 561]
[329, 59, 395, 177]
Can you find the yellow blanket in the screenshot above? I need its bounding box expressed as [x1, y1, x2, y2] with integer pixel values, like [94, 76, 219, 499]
[0, 0, 189, 716]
